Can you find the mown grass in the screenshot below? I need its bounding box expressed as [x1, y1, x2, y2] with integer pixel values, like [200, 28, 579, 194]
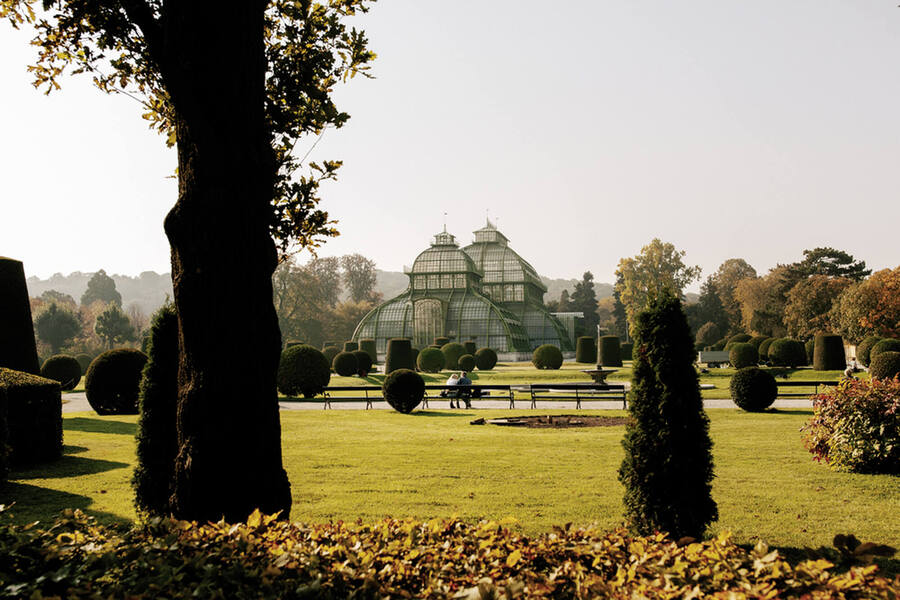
[6, 408, 897, 555]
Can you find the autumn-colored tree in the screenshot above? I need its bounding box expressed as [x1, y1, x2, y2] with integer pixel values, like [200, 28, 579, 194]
[831, 267, 900, 342]
[733, 266, 795, 337]
[3, 0, 374, 521]
[341, 254, 378, 303]
[782, 275, 852, 339]
[273, 256, 343, 348]
[709, 259, 756, 333]
[615, 239, 701, 335]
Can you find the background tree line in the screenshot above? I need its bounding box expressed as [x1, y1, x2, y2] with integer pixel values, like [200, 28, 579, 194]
[273, 253, 382, 349]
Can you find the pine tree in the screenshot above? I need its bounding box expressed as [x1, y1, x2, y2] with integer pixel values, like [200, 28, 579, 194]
[570, 272, 599, 335]
[81, 269, 122, 307]
[618, 290, 718, 539]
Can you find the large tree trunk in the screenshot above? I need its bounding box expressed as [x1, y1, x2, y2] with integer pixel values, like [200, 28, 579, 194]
[161, 4, 291, 522]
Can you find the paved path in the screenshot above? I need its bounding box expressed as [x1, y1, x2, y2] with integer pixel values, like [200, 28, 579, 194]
[63, 392, 813, 413]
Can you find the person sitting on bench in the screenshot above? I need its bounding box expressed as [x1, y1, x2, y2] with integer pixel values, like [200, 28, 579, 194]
[457, 371, 474, 409]
[441, 372, 461, 408]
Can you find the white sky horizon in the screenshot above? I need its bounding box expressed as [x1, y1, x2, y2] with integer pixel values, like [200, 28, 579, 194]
[2, 1, 898, 292]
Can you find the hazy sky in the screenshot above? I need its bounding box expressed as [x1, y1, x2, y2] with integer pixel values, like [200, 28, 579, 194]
[2, 1, 898, 291]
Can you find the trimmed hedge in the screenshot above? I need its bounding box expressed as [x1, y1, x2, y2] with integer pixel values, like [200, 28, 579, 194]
[575, 336, 597, 364]
[474, 348, 497, 370]
[433, 337, 450, 347]
[767, 338, 807, 367]
[532, 344, 563, 370]
[410, 348, 419, 370]
[458, 353, 476, 372]
[0, 386, 6, 483]
[385, 339, 414, 374]
[805, 339, 815, 365]
[75, 353, 94, 373]
[730, 367, 776, 412]
[726, 333, 751, 344]
[728, 343, 758, 369]
[359, 339, 377, 363]
[748, 336, 769, 350]
[40, 355, 81, 390]
[332, 351, 358, 377]
[757, 338, 775, 362]
[132, 303, 178, 515]
[869, 351, 900, 380]
[0, 367, 62, 465]
[813, 334, 845, 371]
[342, 341, 358, 353]
[856, 336, 882, 367]
[463, 341, 476, 356]
[620, 342, 634, 361]
[277, 345, 331, 398]
[352, 350, 372, 376]
[416, 347, 445, 373]
[382, 368, 424, 414]
[440, 342, 466, 371]
[322, 345, 341, 368]
[85, 349, 148, 415]
[869, 338, 900, 365]
[598, 336, 622, 367]
[0, 258, 40, 374]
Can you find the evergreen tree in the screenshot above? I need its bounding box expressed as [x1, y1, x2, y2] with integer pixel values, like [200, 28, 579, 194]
[570, 272, 599, 335]
[618, 290, 718, 539]
[558, 289, 572, 311]
[81, 269, 122, 307]
[132, 303, 178, 515]
[95, 303, 136, 348]
[34, 303, 82, 354]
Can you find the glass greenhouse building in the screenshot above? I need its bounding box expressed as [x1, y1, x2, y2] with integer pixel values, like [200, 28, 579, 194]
[352, 223, 573, 359]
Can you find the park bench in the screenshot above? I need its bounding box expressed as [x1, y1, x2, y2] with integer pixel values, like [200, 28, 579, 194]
[319, 385, 383, 409]
[423, 384, 515, 409]
[528, 383, 627, 409]
[775, 380, 838, 398]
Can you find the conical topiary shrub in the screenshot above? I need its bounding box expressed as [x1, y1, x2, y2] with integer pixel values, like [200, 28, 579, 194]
[133, 303, 178, 515]
[359, 338, 377, 363]
[385, 339, 414, 374]
[618, 290, 717, 540]
[0, 258, 40, 374]
[575, 336, 597, 364]
[464, 341, 477, 356]
[813, 334, 845, 371]
[599, 336, 622, 367]
[342, 341, 358, 353]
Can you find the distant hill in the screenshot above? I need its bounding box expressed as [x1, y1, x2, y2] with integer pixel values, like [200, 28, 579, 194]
[26, 271, 173, 316]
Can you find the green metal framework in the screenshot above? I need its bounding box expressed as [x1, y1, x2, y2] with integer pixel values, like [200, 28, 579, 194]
[352, 229, 531, 355]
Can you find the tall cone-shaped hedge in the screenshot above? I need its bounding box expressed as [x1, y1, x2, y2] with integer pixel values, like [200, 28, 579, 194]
[0, 258, 40, 374]
[618, 291, 717, 540]
[599, 335, 622, 367]
[133, 303, 179, 515]
[575, 337, 596, 363]
[385, 339, 414, 374]
[813, 333, 845, 371]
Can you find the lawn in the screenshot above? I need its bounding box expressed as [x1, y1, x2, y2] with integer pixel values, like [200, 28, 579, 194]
[6, 407, 897, 557]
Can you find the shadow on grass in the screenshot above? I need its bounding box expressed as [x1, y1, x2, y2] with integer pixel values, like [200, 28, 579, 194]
[0, 482, 129, 527]
[62, 445, 89, 455]
[12, 455, 130, 480]
[413, 411, 470, 418]
[65, 417, 137, 436]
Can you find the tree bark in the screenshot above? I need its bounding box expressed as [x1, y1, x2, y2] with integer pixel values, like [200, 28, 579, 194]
[160, 4, 291, 522]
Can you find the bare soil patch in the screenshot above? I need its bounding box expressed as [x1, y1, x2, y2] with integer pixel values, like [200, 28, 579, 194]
[470, 414, 629, 429]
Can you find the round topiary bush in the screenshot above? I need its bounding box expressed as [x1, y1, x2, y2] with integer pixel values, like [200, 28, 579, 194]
[40, 355, 81, 390]
[75, 353, 94, 373]
[575, 336, 597, 364]
[598, 336, 622, 367]
[730, 367, 777, 412]
[464, 341, 477, 356]
[813, 334, 845, 371]
[532, 344, 563, 370]
[416, 347, 445, 373]
[475, 347, 497, 370]
[385, 338, 414, 374]
[869, 351, 900, 380]
[870, 339, 900, 365]
[727, 333, 752, 345]
[342, 341, 358, 353]
[277, 344, 331, 398]
[352, 350, 373, 376]
[433, 337, 450, 348]
[359, 338, 377, 363]
[441, 342, 466, 370]
[768, 338, 807, 367]
[749, 336, 769, 351]
[711, 339, 727, 351]
[382, 368, 424, 414]
[332, 351, 359, 377]
[322, 345, 341, 368]
[85, 348, 149, 415]
[856, 336, 882, 367]
[620, 342, 634, 361]
[757, 338, 775, 363]
[729, 343, 758, 369]
[458, 353, 476, 372]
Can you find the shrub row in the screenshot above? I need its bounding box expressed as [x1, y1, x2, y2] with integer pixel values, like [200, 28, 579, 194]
[2, 510, 896, 600]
